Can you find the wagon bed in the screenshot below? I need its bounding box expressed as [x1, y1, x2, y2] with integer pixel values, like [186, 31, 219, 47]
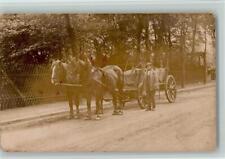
[122, 68, 177, 109]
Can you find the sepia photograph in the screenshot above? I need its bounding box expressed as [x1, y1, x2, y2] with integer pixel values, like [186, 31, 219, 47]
[0, 13, 216, 152]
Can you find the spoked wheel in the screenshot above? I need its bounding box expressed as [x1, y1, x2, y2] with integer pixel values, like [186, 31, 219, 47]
[165, 75, 177, 103]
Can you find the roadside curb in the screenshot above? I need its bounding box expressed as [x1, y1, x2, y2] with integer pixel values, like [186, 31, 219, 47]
[177, 83, 215, 93]
[0, 82, 216, 129]
[0, 102, 112, 129]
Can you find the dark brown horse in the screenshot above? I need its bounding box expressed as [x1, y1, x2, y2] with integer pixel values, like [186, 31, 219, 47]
[71, 57, 124, 118]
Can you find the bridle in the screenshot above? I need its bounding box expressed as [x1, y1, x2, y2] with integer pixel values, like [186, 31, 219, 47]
[51, 60, 66, 84]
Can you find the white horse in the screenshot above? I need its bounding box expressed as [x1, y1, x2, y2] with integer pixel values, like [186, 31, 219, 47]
[51, 59, 81, 119]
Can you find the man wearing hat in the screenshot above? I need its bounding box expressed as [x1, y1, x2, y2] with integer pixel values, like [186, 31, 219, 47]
[143, 62, 157, 111]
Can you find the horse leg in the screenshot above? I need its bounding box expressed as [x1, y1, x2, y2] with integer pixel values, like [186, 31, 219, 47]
[117, 80, 124, 114]
[95, 96, 101, 120]
[67, 92, 74, 119]
[95, 91, 103, 114]
[95, 96, 98, 115]
[118, 93, 124, 115]
[118, 85, 124, 115]
[97, 90, 104, 114]
[100, 95, 104, 114]
[112, 94, 119, 115]
[74, 94, 80, 119]
[85, 94, 92, 120]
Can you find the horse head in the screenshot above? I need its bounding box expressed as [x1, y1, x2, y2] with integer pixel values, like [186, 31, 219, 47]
[51, 59, 66, 85]
[68, 57, 93, 84]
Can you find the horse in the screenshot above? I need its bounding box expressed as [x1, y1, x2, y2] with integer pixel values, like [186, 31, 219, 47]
[51, 59, 81, 119]
[70, 57, 124, 118]
[101, 65, 124, 114]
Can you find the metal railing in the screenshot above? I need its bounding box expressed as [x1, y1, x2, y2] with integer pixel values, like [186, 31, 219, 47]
[0, 64, 212, 110]
[0, 65, 66, 110]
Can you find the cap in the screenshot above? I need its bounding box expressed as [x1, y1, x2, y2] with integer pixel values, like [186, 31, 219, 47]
[146, 62, 152, 68]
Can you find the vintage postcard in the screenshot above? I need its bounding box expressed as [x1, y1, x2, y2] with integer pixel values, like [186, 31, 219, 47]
[0, 13, 216, 152]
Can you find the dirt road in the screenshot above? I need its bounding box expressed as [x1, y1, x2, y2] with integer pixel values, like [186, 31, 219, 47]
[0, 86, 216, 152]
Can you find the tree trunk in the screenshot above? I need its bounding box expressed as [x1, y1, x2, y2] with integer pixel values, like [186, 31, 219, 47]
[64, 14, 77, 57]
[191, 17, 197, 54]
[167, 26, 172, 72]
[136, 16, 143, 64]
[180, 22, 186, 88]
[136, 32, 141, 64]
[203, 25, 207, 84]
[145, 25, 150, 62]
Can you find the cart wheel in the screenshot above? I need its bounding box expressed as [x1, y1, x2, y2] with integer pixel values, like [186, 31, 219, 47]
[165, 75, 176, 103]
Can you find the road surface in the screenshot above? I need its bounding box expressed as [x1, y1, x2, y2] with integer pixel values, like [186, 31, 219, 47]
[0, 86, 216, 152]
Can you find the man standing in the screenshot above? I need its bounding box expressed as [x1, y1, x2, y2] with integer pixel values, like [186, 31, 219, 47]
[143, 62, 157, 111]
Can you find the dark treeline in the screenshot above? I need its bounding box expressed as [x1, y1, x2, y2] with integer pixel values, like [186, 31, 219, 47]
[0, 13, 215, 74]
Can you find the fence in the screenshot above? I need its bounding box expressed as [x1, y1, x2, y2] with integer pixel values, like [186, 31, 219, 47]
[0, 64, 213, 110]
[0, 64, 66, 110]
